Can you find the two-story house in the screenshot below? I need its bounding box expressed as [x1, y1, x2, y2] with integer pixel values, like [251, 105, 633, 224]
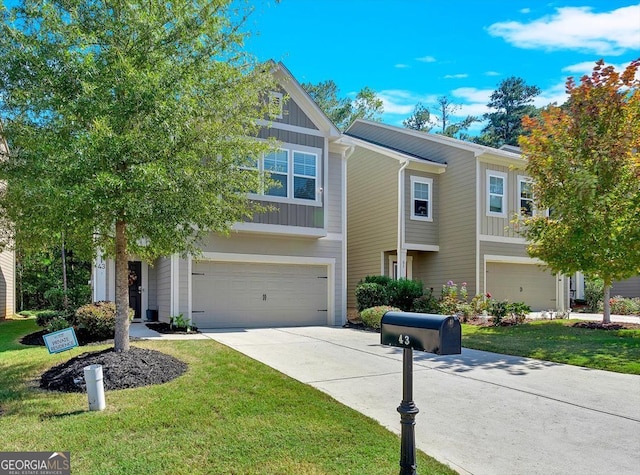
[345, 119, 569, 312]
[92, 62, 351, 328]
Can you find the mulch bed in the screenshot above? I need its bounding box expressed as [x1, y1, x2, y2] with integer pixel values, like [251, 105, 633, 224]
[145, 322, 200, 334]
[39, 347, 188, 393]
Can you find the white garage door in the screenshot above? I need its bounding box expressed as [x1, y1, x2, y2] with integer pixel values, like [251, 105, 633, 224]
[192, 261, 328, 328]
[486, 262, 556, 311]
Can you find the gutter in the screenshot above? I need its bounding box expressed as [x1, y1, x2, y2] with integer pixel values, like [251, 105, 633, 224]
[397, 159, 409, 279]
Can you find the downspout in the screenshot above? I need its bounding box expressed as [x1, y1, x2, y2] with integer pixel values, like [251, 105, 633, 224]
[397, 159, 409, 279]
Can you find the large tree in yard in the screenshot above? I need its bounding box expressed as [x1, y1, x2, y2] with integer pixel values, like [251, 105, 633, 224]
[519, 59, 640, 324]
[0, 0, 277, 351]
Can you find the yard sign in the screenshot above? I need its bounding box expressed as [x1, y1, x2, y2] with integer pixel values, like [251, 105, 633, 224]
[43, 327, 79, 354]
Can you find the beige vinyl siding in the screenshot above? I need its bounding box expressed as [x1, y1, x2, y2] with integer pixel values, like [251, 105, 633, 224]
[0, 249, 15, 317]
[156, 257, 172, 322]
[480, 162, 527, 238]
[200, 233, 344, 325]
[611, 276, 640, 298]
[346, 148, 399, 308]
[326, 152, 343, 234]
[413, 147, 477, 296]
[404, 171, 438, 247]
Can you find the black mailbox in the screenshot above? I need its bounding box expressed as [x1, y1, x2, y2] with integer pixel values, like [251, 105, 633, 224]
[381, 311, 461, 355]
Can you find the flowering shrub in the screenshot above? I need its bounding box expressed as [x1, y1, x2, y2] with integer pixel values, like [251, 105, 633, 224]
[359, 306, 401, 329]
[608, 296, 640, 315]
[75, 301, 134, 340]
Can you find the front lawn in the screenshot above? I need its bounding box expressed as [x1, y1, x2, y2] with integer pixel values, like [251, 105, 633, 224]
[0, 317, 456, 474]
[462, 319, 640, 374]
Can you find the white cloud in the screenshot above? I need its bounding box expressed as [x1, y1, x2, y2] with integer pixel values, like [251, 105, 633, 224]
[520, 8, 531, 14]
[444, 73, 469, 79]
[451, 87, 493, 103]
[378, 89, 438, 115]
[562, 59, 634, 75]
[415, 55, 436, 63]
[395, 63, 410, 69]
[487, 5, 640, 55]
[484, 71, 500, 76]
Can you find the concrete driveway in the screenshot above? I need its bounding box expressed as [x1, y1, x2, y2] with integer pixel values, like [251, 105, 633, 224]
[202, 326, 640, 475]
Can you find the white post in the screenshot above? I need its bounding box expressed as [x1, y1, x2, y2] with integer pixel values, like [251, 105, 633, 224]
[84, 364, 106, 411]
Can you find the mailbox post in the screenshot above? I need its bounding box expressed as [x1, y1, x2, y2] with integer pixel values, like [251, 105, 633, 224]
[381, 312, 462, 475]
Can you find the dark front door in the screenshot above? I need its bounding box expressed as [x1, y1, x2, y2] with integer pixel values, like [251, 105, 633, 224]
[128, 261, 142, 319]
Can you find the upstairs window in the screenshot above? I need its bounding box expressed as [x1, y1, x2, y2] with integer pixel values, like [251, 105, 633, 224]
[248, 144, 321, 206]
[487, 170, 507, 217]
[410, 176, 433, 221]
[518, 176, 534, 217]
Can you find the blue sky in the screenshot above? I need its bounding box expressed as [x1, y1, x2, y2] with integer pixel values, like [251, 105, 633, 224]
[244, 0, 640, 133]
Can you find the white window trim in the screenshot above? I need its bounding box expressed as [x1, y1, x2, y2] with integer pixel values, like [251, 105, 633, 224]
[248, 143, 322, 207]
[517, 175, 534, 217]
[486, 170, 507, 218]
[410, 176, 433, 222]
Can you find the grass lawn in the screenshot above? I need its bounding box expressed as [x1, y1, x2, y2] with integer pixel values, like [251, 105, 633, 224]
[462, 319, 640, 374]
[0, 317, 456, 475]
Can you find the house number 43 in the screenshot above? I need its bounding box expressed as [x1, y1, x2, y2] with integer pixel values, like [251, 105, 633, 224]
[398, 334, 410, 345]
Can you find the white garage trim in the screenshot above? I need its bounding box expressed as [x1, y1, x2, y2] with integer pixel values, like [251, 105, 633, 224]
[483, 255, 567, 311]
[197, 252, 336, 325]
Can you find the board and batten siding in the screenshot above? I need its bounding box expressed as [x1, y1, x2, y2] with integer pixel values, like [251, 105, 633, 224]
[198, 233, 344, 325]
[404, 170, 438, 247]
[413, 147, 477, 296]
[0, 249, 15, 318]
[611, 276, 640, 298]
[346, 148, 399, 309]
[268, 87, 318, 131]
[480, 161, 528, 238]
[147, 264, 157, 312]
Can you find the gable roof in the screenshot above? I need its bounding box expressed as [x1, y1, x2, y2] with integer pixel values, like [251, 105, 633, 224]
[345, 119, 524, 164]
[270, 61, 341, 139]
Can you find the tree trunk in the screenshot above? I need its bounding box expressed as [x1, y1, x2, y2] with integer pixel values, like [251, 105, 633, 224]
[602, 283, 611, 324]
[114, 220, 130, 352]
[61, 235, 69, 310]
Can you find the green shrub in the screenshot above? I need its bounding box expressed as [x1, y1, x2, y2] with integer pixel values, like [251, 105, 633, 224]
[584, 278, 604, 312]
[360, 275, 393, 287]
[35, 310, 62, 328]
[387, 279, 423, 311]
[507, 302, 531, 323]
[413, 290, 439, 313]
[75, 301, 134, 340]
[359, 306, 401, 330]
[46, 316, 72, 333]
[355, 283, 388, 312]
[488, 299, 509, 325]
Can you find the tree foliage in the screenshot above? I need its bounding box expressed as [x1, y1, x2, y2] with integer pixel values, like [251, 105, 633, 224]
[403, 102, 432, 132]
[518, 59, 640, 323]
[302, 80, 383, 130]
[0, 0, 278, 350]
[432, 96, 479, 140]
[476, 76, 541, 147]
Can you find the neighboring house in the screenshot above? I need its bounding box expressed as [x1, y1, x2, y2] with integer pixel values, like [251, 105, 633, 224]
[344, 119, 569, 312]
[0, 131, 16, 319]
[92, 63, 351, 328]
